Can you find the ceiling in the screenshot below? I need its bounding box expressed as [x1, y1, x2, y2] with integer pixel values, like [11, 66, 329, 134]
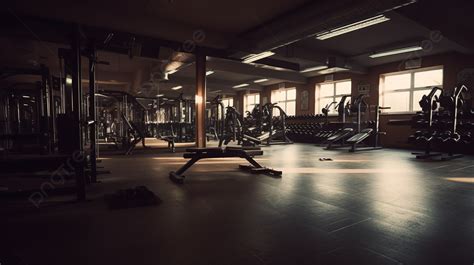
[2, 0, 474, 99]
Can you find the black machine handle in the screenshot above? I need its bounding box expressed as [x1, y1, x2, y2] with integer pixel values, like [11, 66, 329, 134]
[427, 86, 443, 100]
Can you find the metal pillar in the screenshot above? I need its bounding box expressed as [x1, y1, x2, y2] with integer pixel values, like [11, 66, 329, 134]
[195, 51, 206, 148]
[88, 42, 97, 183]
[71, 24, 86, 201]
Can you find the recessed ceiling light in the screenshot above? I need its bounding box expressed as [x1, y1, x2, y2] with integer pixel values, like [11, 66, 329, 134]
[300, 66, 328, 73]
[22, 95, 31, 99]
[242, 51, 275, 64]
[254, 78, 269, 83]
[156, 94, 164, 97]
[233, 83, 249, 88]
[171, 85, 182, 90]
[316, 15, 390, 40]
[206, 71, 214, 76]
[369, 46, 423, 58]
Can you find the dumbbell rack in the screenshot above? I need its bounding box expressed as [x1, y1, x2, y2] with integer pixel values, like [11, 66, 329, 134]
[412, 86, 468, 160]
[412, 87, 444, 159]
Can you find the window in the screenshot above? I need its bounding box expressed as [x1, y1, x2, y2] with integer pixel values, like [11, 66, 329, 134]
[244, 93, 260, 113]
[315, 80, 352, 114]
[380, 67, 443, 113]
[222, 98, 234, 107]
[271, 88, 297, 116]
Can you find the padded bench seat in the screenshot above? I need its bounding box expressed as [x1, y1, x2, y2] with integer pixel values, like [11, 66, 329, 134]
[170, 147, 281, 184]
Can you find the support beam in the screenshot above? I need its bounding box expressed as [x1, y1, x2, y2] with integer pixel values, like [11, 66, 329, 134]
[168, 75, 262, 91]
[207, 59, 307, 84]
[195, 50, 206, 148]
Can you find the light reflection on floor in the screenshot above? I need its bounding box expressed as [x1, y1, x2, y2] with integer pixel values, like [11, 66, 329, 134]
[445, 177, 474, 183]
[275, 168, 410, 174]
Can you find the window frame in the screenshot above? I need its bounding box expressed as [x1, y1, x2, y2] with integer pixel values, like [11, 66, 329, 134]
[244, 93, 260, 113]
[271, 87, 297, 116]
[315, 79, 352, 115]
[379, 66, 443, 114]
[221, 97, 234, 107]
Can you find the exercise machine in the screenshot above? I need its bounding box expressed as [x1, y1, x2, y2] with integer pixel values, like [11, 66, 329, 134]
[345, 94, 391, 152]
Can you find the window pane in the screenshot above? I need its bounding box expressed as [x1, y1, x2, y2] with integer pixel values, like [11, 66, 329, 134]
[272, 90, 283, 103]
[319, 84, 334, 98]
[414, 69, 443, 88]
[384, 91, 410, 112]
[286, 101, 296, 116]
[319, 97, 336, 114]
[413, 89, 432, 111]
[222, 98, 233, 107]
[287, 89, 296, 100]
[384, 74, 411, 91]
[335, 81, 351, 95]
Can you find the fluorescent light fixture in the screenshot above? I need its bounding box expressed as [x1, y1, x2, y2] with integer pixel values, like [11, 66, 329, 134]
[300, 66, 328, 73]
[233, 83, 249, 88]
[94, 93, 109, 98]
[156, 94, 164, 97]
[206, 71, 214, 76]
[171, 85, 182, 90]
[254, 78, 269, 83]
[242, 51, 275, 64]
[369, 46, 423, 58]
[316, 15, 390, 40]
[319, 67, 349, 74]
[168, 70, 178, 75]
[261, 65, 286, 71]
[22, 95, 31, 99]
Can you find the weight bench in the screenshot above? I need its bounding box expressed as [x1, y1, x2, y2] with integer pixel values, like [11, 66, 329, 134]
[347, 128, 373, 144]
[326, 128, 354, 149]
[169, 146, 282, 184]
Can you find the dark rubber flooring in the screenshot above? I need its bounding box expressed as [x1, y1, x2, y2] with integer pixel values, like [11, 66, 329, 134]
[1, 144, 473, 265]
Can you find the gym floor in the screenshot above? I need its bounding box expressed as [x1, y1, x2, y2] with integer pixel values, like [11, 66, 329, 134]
[1, 143, 473, 265]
